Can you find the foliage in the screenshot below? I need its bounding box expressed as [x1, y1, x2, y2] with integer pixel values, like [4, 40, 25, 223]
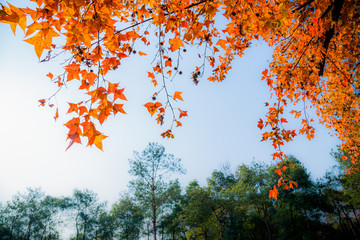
[70, 189, 106, 240]
[317, 150, 360, 239]
[0, 188, 65, 240]
[0, 0, 359, 198]
[128, 142, 185, 240]
[0, 151, 359, 239]
[111, 194, 144, 240]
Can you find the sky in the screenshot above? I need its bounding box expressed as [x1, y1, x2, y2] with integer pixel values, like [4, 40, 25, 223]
[0, 9, 341, 206]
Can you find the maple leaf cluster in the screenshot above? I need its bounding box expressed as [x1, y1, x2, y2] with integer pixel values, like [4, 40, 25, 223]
[1, 0, 359, 200]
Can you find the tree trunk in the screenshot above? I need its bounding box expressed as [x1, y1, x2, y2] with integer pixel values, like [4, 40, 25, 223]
[318, 0, 345, 76]
[161, 225, 164, 240]
[82, 219, 87, 240]
[75, 216, 80, 240]
[204, 228, 209, 240]
[152, 203, 157, 240]
[290, 204, 296, 234]
[338, 204, 359, 240]
[26, 220, 32, 240]
[250, 229, 256, 240]
[147, 223, 150, 240]
[303, 208, 310, 230]
[151, 178, 157, 240]
[262, 204, 272, 240]
[351, 204, 360, 228]
[219, 220, 225, 240]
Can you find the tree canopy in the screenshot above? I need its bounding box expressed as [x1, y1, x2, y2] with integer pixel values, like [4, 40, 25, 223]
[129, 143, 185, 240]
[0, 0, 359, 198]
[1, 151, 359, 239]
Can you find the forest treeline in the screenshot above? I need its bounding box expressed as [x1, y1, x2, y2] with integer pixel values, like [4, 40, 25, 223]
[0, 143, 359, 240]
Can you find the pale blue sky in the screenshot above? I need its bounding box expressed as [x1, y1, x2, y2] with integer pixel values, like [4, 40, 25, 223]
[0, 7, 340, 204]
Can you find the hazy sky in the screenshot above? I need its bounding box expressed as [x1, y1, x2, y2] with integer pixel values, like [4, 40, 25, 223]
[0, 10, 340, 205]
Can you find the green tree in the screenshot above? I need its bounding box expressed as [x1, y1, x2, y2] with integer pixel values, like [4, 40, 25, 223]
[206, 168, 241, 240]
[234, 162, 275, 240]
[95, 211, 117, 240]
[111, 194, 144, 240]
[179, 168, 245, 240]
[158, 203, 186, 240]
[318, 150, 360, 239]
[128, 142, 185, 240]
[0, 188, 64, 240]
[271, 157, 325, 240]
[180, 181, 217, 240]
[70, 189, 106, 240]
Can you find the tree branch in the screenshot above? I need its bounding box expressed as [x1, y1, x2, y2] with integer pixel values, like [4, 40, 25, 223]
[319, 0, 345, 76]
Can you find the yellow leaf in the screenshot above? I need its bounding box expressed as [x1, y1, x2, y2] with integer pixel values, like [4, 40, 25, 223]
[8, 4, 26, 31]
[24, 32, 47, 59]
[94, 134, 108, 151]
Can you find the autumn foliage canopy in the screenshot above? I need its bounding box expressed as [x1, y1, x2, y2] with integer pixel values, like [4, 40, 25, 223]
[0, 0, 359, 199]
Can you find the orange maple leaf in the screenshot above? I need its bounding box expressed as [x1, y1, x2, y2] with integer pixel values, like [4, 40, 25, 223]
[176, 120, 182, 127]
[86, 72, 98, 85]
[64, 62, 81, 81]
[144, 102, 162, 116]
[65, 62, 80, 72]
[274, 169, 282, 176]
[161, 129, 174, 139]
[216, 39, 227, 50]
[169, 38, 184, 51]
[165, 59, 172, 67]
[289, 180, 298, 189]
[114, 88, 127, 101]
[261, 69, 269, 80]
[113, 103, 126, 114]
[108, 82, 119, 93]
[0, 6, 19, 27]
[269, 185, 279, 200]
[67, 103, 78, 114]
[98, 108, 111, 125]
[38, 99, 45, 106]
[47, 72, 53, 79]
[24, 33, 48, 59]
[54, 108, 59, 121]
[148, 72, 155, 79]
[280, 118, 288, 123]
[78, 106, 88, 116]
[89, 109, 99, 119]
[3, 4, 27, 33]
[93, 134, 108, 151]
[173, 91, 183, 101]
[178, 108, 188, 118]
[257, 118, 264, 129]
[66, 133, 81, 151]
[65, 118, 82, 150]
[152, 79, 158, 87]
